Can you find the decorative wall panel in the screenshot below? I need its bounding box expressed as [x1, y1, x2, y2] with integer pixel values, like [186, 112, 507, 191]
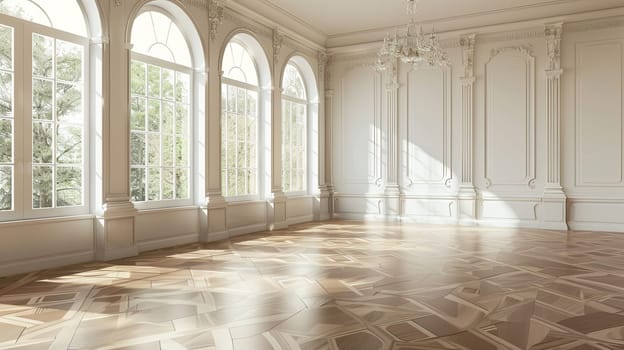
[575, 41, 624, 187]
[484, 46, 536, 191]
[335, 66, 383, 191]
[405, 66, 452, 189]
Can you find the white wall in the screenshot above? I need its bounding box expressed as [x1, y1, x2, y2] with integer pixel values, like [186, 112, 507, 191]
[328, 16, 624, 232]
[563, 21, 624, 232]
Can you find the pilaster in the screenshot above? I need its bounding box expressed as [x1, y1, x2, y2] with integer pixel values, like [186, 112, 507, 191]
[315, 52, 332, 220]
[96, 1, 137, 261]
[458, 34, 477, 225]
[201, 43, 227, 242]
[384, 60, 401, 218]
[542, 23, 568, 230]
[269, 28, 288, 230]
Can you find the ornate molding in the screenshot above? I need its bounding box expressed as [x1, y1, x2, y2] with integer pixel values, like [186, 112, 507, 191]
[485, 44, 536, 191]
[181, 0, 210, 8]
[460, 34, 476, 78]
[223, 10, 272, 39]
[566, 17, 624, 33]
[209, 0, 226, 41]
[272, 28, 284, 67]
[489, 45, 534, 61]
[545, 23, 563, 71]
[114, 0, 121, 6]
[479, 29, 544, 44]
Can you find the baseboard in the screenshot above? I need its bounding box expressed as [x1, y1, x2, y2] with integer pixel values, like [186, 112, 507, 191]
[333, 213, 402, 222]
[568, 221, 624, 233]
[287, 215, 314, 226]
[401, 216, 458, 225]
[228, 223, 268, 237]
[0, 251, 95, 278]
[201, 230, 229, 243]
[137, 233, 199, 253]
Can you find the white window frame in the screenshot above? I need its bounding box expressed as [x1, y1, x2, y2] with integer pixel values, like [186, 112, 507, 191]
[130, 51, 194, 210]
[221, 77, 260, 202]
[221, 39, 266, 203]
[282, 62, 309, 197]
[0, 13, 90, 221]
[282, 93, 308, 197]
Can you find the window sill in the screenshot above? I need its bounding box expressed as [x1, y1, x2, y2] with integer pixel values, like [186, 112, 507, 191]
[0, 214, 96, 228]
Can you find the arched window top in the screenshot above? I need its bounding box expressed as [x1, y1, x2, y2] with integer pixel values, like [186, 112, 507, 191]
[222, 41, 258, 86]
[131, 10, 191, 67]
[283, 63, 306, 100]
[0, 0, 87, 36]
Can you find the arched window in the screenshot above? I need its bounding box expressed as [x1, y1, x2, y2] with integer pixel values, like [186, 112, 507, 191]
[221, 40, 260, 198]
[282, 63, 307, 193]
[0, 0, 89, 219]
[130, 10, 192, 207]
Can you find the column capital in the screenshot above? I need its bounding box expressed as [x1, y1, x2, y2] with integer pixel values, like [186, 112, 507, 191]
[546, 69, 563, 79]
[460, 76, 476, 86]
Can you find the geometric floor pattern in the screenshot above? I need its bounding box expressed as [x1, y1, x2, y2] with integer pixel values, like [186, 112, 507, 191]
[2, 221, 624, 349]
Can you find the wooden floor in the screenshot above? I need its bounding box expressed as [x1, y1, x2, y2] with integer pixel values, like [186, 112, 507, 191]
[2, 221, 624, 349]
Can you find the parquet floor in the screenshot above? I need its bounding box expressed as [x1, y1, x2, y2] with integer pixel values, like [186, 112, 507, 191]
[2, 221, 624, 349]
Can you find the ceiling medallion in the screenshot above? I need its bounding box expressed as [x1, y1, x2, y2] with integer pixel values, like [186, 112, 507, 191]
[375, 0, 448, 71]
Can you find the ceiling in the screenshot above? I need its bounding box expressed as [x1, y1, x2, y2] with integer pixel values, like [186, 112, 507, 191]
[259, 0, 624, 36]
[230, 0, 624, 48]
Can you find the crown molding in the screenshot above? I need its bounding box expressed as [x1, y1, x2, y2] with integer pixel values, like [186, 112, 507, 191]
[327, 7, 624, 56]
[326, 2, 624, 48]
[227, 0, 327, 50]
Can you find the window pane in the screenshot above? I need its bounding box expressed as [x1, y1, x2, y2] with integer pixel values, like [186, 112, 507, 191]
[0, 165, 11, 211]
[162, 102, 174, 134]
[227, 85, 236, 112]
[56, 40, 82, 83]
[131, 168, 146, 202]
[130, 133, 145, 166]
[56, 166, 81, 207]
[32, 34, 52, 78]
[176, 168, 188, 199]
[175, 104, 188, 135]
[175, 72, 190, 103]
[283, 64, 306, 99]
[0, 118, 12, 163]
[226, 141, 236, 172]
[131, 11, 191, 67]
[32, 121, 53, 164]
[162, 135, 174, 167]
[32, 78, 53, 120]
[148, 168, 160, 200]
[56, 124, 82, 164]
[148, 100, 160, 132]
[0, 25, 12, 71]
[162, 168, 174, 200]
[32, 165, 53, 208]
[0, 0, 87, 36]
[0, 72, 12, 118]
[147, 134, 160, 166]
[56, 82, 82, 123]
[148, 65, 161, 98]
[131, 97, 146, 131]
[226, 169, 236, 196]
[162, 68, 174, 101]
[176, 136, 187, 167]
[131, 61, 146, 95]
[222, 41, 258, 86]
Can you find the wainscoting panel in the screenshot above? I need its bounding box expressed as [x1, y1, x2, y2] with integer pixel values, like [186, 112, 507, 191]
[484, 46, 536, 191]
[575, 40, 623, 187]
[404, 66, 452, 190]
[333, 64, 384, 193]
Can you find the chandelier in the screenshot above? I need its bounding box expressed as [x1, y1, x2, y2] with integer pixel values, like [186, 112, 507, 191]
[375, 0, 448, 71]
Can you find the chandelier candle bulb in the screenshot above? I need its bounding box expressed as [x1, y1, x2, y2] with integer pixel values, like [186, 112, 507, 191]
[375, 0, 448, 71]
